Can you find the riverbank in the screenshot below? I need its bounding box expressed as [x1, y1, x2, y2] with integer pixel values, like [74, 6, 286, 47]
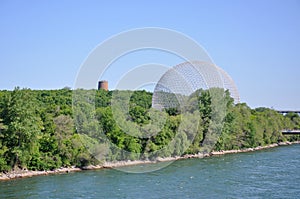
[1, 141, 299, 181]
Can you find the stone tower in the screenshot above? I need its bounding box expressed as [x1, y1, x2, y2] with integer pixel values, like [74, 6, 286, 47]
[98, 80, 108, 91]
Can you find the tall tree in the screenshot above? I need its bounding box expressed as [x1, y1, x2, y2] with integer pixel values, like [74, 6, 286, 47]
[3, 88, 42, 169]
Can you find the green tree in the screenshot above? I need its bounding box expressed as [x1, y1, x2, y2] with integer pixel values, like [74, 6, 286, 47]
[0, 119, 8, 171]
[2, 88, 43, 169]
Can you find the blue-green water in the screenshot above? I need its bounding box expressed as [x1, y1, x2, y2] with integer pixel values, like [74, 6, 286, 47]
[1, 145, 299, 199]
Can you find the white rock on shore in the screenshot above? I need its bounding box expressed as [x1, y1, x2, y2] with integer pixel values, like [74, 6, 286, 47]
[1, 141, 299, 181]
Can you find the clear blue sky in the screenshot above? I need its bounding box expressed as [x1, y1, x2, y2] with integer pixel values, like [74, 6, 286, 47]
[0, 0, 299, 110]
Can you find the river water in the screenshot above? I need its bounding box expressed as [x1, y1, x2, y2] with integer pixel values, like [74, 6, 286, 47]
[1, 145, 299, 199]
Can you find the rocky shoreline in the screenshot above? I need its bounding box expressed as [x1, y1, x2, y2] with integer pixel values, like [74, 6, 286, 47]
[1, 141, 299, 181]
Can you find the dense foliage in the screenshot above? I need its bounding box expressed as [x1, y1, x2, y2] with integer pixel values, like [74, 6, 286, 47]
[0, 88, 299, 172]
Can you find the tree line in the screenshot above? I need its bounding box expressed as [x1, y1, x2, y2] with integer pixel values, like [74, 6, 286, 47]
[0, 87, 299, 172]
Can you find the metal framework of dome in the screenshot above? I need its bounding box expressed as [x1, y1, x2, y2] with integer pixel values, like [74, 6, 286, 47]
[152, 61, 240, 110]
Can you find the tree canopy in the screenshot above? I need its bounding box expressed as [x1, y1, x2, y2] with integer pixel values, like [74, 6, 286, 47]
[0, 88, 298, 172]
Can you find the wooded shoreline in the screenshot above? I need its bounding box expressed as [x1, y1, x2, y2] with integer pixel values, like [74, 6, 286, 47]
[1, 141, 299, 181]
[1, 89, 300, 177]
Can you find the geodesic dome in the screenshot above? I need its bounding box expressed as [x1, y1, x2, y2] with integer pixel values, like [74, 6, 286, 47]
[152, 61, 239, 110]
[216, 66, 240, 104]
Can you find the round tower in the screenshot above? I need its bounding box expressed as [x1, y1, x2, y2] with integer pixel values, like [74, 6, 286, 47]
[98, 80, 108, 91]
